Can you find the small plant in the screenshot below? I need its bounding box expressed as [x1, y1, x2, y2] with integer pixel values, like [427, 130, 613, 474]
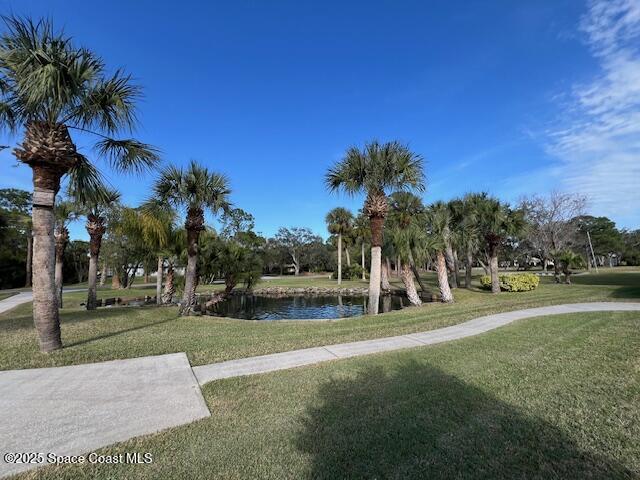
[557, 251, 585, 284]
[332, 264, 364, 281]
[480, 273, 539, 292]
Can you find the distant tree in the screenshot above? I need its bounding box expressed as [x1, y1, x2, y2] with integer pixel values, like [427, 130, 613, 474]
[274, 227, 319, 276]
[53, 200, 79, 307]
[519, 192, 586, 271]
[557, 250, 585, 284]
[0, 188, 31, 287]
[325, 207, 354, 285]
[572, 216, 623, 267]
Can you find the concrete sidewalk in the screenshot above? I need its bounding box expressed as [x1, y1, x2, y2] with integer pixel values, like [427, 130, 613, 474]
[0, 353, 210, 478]
[0, 288, 88, 315]
[192, 302, 640, 384]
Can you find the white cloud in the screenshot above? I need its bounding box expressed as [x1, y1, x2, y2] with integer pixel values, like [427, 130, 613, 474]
[547, 0, 640, 227]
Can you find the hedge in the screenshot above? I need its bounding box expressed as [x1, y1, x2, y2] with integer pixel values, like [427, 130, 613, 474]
[480, 273, 540, 292]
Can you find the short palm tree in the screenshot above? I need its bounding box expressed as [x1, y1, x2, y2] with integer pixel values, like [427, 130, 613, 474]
[53, 200, 79, 308]
[325, 141, 425, 314]
[451, 193, 483, 288]
[153, 161, 231, 314]
[556, 250, 585, 284]
[388, 192, 427, 306]
[131, 201, 176, 305]
[0, 17, 159, 351]
[325, 207, 354, 285]
[353, 212, 370, 280]
[477, 196, 525, 293]
[426, 201, 455, 303]
[72, 187, 120, 310]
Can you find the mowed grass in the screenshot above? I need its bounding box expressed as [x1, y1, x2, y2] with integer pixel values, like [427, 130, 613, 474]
[19, 310, 640, 479]
[1, 271, 639, 370]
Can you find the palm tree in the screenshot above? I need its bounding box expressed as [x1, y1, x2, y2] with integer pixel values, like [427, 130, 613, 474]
[53, 200, 79, 308]
[325, 141, 425, 314]
[325, 207, 353, 285]
[557, 250, 585, 284]
[353, 212, 369, 280]
[72, 187, 120, 310]
[388, 192, 427, 306]
[153, 161, 231, 314]
[450, 193, 483, 289]
[133, 201, 176, 305]
[0, 17, 159, 352]
[426, 201, 454, 303]
[477, 196, 525, 293]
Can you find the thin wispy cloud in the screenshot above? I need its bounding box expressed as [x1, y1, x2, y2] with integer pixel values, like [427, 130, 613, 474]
[547, 0, 640, 227]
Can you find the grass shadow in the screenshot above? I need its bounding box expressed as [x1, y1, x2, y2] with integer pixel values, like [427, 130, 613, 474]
[63, 315, 177, 348]
[296, 361, 632, 479]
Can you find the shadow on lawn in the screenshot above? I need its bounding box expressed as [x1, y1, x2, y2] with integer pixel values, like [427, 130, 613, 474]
[296, 361, 632, 479]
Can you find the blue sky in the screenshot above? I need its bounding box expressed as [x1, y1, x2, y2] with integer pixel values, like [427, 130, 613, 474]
[1, 0, 638, 240]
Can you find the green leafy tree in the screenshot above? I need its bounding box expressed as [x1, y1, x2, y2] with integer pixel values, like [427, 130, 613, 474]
[0, 17, 159, 351]
[325, 141, 425, 314]
[0, 188, 31, 287]
[425, 201, 455, 303]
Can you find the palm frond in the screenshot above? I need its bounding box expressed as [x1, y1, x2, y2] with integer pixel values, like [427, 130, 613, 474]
[65, 154, 107, 205]
[95, 138, 160, 174]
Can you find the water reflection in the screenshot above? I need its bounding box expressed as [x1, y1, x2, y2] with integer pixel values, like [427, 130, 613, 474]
[204, 294, 408, 320]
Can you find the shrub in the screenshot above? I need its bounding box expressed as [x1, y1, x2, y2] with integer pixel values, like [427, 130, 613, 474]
[332, 264, 364, 280]
[480, 273, 539, 292]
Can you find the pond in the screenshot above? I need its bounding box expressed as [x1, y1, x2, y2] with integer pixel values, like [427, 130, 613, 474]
[203, 294, 410, 320]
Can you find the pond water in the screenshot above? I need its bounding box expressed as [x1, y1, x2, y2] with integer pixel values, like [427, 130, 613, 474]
[204, 294, 410, 320]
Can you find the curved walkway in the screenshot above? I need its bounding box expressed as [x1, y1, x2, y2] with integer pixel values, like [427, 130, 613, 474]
[192, 302, 640, 384]
[1, 302, 640, 477]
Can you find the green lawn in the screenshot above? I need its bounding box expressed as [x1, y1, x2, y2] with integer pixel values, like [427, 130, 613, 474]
[1, 271, 639, 370]
[18, 310, 640, 479]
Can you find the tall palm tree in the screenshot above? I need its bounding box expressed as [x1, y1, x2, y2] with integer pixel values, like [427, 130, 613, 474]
[325, 207, 353, 285]
[353, 212, 369, 280]
[0, 17, 159, 351]
[153, 161, 230, 314]
[72, 187, 120, 310]
[388, 192, 427, 306]
[325, 141, 425, 314]
[426, 201, 454, 303]
[477, 196, 525, 293]
[53, 200, 79, 308]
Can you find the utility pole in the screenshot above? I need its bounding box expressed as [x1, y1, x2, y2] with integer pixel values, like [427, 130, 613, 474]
[587, 231, 598, 273]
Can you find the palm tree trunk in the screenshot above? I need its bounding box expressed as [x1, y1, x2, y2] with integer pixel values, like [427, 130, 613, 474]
[368, 214, 384, 314]
[156, 256, 163, 305]
[361, 242, 366, 280]
[445, 245, 458, 288]
[25, 231, 33, 287]
[86, 252, 99, 310]
[411, 263, 429, 295]
[381, 258, 391, 291]
[345, 246, 351, 267]
[30, 165, 63, 352]
[54, 227, 67, 308]
[395, 255, 400, 277]
[465, 247, 473, 289]
[436, 251, 454, 303]
[163, 262, 175, 304]
[100, 261, 107, 286]
[86, 215, 105, 311]
[337, 233, 342, 285]
[400, 262, 422, 306]
[489, 248, 500, 293]
[112, 267, 121, 289]
[182, 208, 204, 314]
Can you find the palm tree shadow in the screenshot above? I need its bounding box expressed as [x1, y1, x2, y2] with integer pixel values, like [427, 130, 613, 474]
[64, 315, 176, 348]
[296, 361, 632, 479]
